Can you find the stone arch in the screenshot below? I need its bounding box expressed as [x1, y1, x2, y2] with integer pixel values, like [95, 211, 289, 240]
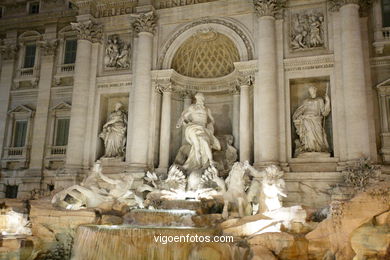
[158, 17, 255, 70]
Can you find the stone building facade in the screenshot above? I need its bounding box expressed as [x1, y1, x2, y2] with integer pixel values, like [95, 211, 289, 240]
[0, 0, 389, 206]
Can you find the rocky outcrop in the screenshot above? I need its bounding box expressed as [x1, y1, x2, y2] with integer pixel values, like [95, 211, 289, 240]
[29, 200, 97, 260]
[306, 183, 390, 260]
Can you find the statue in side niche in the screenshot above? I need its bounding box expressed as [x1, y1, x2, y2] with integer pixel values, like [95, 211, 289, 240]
[176, 93, 221, 171]
[99, 102, 127, 158]
[292, 85, 331, 157]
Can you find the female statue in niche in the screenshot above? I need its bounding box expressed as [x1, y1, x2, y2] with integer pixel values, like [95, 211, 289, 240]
[99, 102, 127, 158]
[292, 85, 331, 157]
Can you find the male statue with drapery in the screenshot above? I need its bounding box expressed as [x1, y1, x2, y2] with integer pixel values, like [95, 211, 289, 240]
[293, 85, 331, 157]
[99, 102, 127, 158]
[176, 93, 221, 170]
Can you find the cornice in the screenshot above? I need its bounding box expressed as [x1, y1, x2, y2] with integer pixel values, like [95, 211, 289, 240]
[284, 54, 334, 72]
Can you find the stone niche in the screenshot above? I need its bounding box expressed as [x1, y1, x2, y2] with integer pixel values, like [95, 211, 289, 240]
[169, 93, 235, 168]
[97, 94, 129, 164]
[290, 77, 333, 158]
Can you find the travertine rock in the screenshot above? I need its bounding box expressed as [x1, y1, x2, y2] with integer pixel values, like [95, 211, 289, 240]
[306, 183, 390, 260]
[249, 232, 308, 260]
[350, 221, 390, 260]
[100, 215, 123, 225]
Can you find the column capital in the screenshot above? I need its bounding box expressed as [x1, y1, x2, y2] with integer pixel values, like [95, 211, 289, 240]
[229, 85, 240, 95]
[238, 72, 255, 87]
[155, 81, 172, 94]
[131, 11, 158, 35]
[70, 20, 103, 43]
[179, 90, 196, 99]
[37, 39, 58, 56]
[253, 0, 286, 18]
[329, 0, 372, 15]
[0, 43, 18, 60]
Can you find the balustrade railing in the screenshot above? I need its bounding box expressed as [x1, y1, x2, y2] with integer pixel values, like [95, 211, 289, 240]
[49, 146, 67, 155]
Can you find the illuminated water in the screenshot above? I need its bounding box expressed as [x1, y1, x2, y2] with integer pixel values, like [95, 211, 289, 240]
[71, 224, 237, 260]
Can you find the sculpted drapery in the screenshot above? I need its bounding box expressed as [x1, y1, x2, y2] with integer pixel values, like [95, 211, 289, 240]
[293, 86, 331, 156]
[176, 93, 221, 170]
[99, 102, 127, 158]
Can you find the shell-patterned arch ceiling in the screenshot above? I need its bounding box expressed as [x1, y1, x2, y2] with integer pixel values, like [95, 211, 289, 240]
[171, 30, 240, 79]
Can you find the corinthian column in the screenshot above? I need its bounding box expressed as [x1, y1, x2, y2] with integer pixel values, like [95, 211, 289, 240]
[0, 40, 17, 158]
[158, 84, 172, 171]
[127, 11, 157, 169]
[65, 18, 102, 170]
[253, 0, 285, 167]
[29, 34, 58, 170]
[330, 0, 371, 160]
[240, 85, 251, 162]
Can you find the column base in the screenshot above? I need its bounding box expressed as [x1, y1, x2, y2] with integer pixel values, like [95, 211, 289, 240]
[253, 161, 280, 170]
[156, 167, 168, 174]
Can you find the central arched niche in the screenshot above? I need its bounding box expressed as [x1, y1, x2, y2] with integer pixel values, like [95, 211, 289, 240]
[171, 30, 240, 78]
[168, 30, 242, 167]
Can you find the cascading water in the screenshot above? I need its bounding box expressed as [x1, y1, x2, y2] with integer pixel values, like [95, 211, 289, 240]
[71, 224, 235, 260]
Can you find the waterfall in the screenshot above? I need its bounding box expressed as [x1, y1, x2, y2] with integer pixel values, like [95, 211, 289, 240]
[71, 225, 236, 260]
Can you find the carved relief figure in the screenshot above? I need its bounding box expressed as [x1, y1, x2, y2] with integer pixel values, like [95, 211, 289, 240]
[99, 102, 127, 158]
[176, 93, 221, 171]
[292, 86, 331, 157]
[105, 35, 131, 69]
[290, 9, 325, 50]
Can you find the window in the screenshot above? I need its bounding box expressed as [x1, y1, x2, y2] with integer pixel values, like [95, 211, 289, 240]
[383, 0, 390, 27]
[24, 44, 36, 68]
[0, 7, 4, 18]
[55, 118, 70, 146]
[5, 185, 18, 199]
[64, 39, 77, 64]
[13, 120, 28, 147]
[29, 2, 40, 14]
[47, 184, 55, 191]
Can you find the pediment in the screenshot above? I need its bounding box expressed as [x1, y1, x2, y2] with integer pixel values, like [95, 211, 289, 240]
[377, 78, 390, 88]
[8, 105, 34, 114]
[50, 102, 72, 111]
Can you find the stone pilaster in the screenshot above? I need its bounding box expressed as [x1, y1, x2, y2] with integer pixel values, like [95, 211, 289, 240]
[29, 30, 58, 171]
[231, 87, 240, 150]
[0, 40, 17, 159]
[157, 83, 173, 171]
[127, 11, 157, 169]
[332, 0, 371, 160]
[253, 0, 283, 167]
[65, 18, 102, 170]
[239, 84, 251, 162]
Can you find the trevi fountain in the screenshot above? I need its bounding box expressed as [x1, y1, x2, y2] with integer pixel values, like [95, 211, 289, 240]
[0, 0, 390, 260]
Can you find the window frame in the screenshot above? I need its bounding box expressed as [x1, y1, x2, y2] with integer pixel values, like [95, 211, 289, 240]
[0, 6, 5, 18]
[63, 38, 77, 65]
[12, 119, 28, 148]
[6, 105, 34, 150]
[53, 117, 70, 146]
[23, 43, 37, 69]
[5, 185, 18, 199]
[382, 0, 390, 27]
[28, 1, 40, 15]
